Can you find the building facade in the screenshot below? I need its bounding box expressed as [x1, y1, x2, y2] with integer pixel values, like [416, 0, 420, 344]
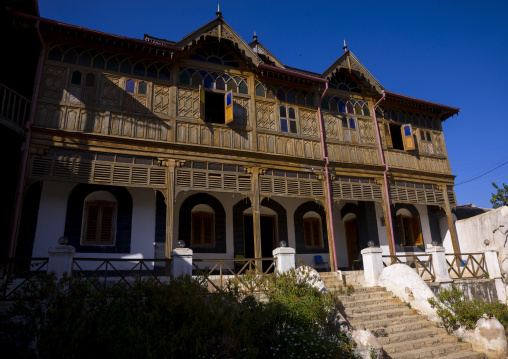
[9, 10, 461, 271]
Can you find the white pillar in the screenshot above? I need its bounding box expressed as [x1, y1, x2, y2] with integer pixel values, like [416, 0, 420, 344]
[272, 247, 295, 273]
[170, 248, 193, 278]
[426, 246, 452, 284]
[361, 247, 383, 287]
[48, 245, 75, 278]
[480, 246, 507, 303]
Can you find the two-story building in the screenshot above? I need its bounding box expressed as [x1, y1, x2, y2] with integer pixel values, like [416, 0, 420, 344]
[9, 9, 460, 271]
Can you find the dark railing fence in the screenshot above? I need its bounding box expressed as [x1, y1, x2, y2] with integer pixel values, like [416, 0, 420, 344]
[0, 258, 49, 300]
[0, 83, 31, 128]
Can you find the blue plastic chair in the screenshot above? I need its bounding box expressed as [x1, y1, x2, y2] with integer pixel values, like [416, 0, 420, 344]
[314, 255, 328, 270]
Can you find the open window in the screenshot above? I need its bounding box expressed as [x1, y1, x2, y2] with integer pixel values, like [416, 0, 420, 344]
[396, 214, 423, 246]
[199, 87, 233, 125]
[388, 123, 415, 151]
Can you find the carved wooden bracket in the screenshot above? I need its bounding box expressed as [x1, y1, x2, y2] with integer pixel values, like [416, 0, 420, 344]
[243, 166, 266, 175]
[158, 159, 186, 168]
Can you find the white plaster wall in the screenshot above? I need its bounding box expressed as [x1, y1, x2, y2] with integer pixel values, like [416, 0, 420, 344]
[442, 206, 508, 276]
[374, 202, 391, 256]
[32, 181, 77, 257]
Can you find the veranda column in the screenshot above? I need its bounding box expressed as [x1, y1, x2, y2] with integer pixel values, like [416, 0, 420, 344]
[249, 167, 263, 271]
[376, 178, 395, 256]
[319, 174, 335, 272]
[439, 185, 460, 254]
[159, 159, 182, 259]
[480, 245, 507, 303]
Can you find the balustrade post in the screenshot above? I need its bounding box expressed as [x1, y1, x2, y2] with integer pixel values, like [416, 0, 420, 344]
[48, 240, 75, 279]
[170, 247, 193, 278]
[361, 247, 384, 287]
[426, 246, 452, 284]
[480, 246, 507, 303]
[273, 246, 295, 274]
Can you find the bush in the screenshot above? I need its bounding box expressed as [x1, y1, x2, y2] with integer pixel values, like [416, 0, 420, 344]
[429, 284, 508, 336]
[0, 270, 355, 359]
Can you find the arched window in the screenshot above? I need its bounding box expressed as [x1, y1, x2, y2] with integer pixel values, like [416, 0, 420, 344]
[342, 117, 358, 143]
[82, 191, 117, 246]
[280, 105, 297, 133]
[191, 204, 214, 247]
[303, 212, 323, 248]
[71, 70, 82, 85]
[396, 208, 422, 246]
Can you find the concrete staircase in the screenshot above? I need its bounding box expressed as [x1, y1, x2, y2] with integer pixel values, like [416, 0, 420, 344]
[320, 273, 484, 359]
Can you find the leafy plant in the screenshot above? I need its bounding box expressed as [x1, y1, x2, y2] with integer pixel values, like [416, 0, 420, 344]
[491, 182, 508, 208]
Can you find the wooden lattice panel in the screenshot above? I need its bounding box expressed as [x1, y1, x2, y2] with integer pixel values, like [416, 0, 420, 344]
[385, 151, 451, 175]
[177, 88, 200, 119]
[40, 65, 66, 100]
[99, 74, 122, 109]
[300, 109, 319, 138]
[153, 84, 171, 116]
[175, 121, 250, 150]
[358, 119, 376, 145]
[323, 113, 341, 140]
[259, 176, 324, 198]
[175, 168, 252, 193]
[257, 133, 321, 159]
[256, 101, 276, 130]
[233, 97, 249, 126]
[30, 157, 166, 188]
[331, 181, 383, 201]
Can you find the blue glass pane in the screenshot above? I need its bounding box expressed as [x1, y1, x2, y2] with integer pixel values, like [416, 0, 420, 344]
[239, 81, 248, 94]
[358, 101, 364, 106]
[277, 89, 285, 102]
[376, 108, 383, 118]
[208, 56, 222, 64]
[256, 84, 265, 97]
[199, 70, 207, 77]
[63, 50, 77, 64]
[321, 99, 329, 110]
[120, 60, 132, 74]
[363, 106, 370, 116]
[287, 90, 295, 103]
[349, 118, 356, 129]
[226, 92, 232, 106]
[288, 107, 295, 119]
[280, 119, 288, 132]
[106, 58, 119, 72]
[92, 55, 105, 69]
[338, 84, 349, 91]
[306, 95, 314, 107]
[338, 101, 346, 113]
[204, 75, 214, 89]
[48, 47, 63, 61]
[346, 103, 354, 114]
[187, 68, 195, 75]
[147, 65, 157, 78]
[190, 54, 205, 61]
[138, 82, 147, 95]
[222, 74, 230, 82]
[133, 63, 145, 76]
[279, 106, 287, 118]
[216, 77, 225, 90]
[210, 72, 219, 80]
[78, 52, 91, 67]
[126, 79, 135, 93]
[404, 125, 412, 136]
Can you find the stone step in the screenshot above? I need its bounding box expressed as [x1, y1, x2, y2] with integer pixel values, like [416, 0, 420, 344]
[370, 320, 434, 335]
[338, 295, 397, 308]
[385, 335, 464, 354]
[375, 327, 445, 345]
[337, 291, 392, 302]
[347, 308, 417, 322]
[389, 343, 476, 359]
[350, 314, 424, 329]
[345, 301, 407, 315]
[437, 351, 485, 359]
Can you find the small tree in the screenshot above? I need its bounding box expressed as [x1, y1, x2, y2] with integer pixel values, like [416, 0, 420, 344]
[491, 182, 508, 208]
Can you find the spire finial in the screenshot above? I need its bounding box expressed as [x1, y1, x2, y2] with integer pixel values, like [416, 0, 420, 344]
[216, 3, 222, 18]
[343, 39, 348, 52]
[253, 30, 257, 41]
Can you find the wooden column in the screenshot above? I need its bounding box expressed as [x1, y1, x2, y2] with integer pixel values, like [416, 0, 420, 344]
[440, 185, 460, 254]
[376, 178, 395, 256]
[319, 173, 335, 272]
[248, 167, 263, 271]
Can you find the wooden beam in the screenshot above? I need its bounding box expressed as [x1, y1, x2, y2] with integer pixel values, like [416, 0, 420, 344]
[440, 185, 460, 253]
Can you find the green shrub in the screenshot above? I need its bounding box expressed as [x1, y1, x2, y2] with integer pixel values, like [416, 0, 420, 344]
[0, 270, 355, 359]
[429, 284, 508, 336]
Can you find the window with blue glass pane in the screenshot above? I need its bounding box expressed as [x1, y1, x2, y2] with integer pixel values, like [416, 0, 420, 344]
[126, 79, 135, 93]
[280, 119, 288, 132]
[404, 125, 412, 136]
[349, 118, 356, 129]
[226, 92, 232, 106]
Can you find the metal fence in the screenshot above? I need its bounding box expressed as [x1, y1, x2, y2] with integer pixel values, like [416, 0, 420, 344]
[0, 257, 49, 300]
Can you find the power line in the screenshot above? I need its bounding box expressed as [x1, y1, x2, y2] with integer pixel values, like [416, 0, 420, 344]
[455, 161, 508, 186]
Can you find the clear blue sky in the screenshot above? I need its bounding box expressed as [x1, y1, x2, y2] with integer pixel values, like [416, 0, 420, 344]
[38, 0, 508, 208]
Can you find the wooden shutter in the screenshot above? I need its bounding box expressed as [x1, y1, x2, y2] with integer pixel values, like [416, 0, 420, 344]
[401, 124, 415, 151]
[202, 212, 214, 246]
[410, 215, 423, 246]
[191, 212, 203, 246]
[396, 215, 406, 246]
[84, 203, 100, 244]
[384, 123, 393, 148]
[199, 85, 205, 121]
[83, 201, 115, 245]
[225, 90, 233, 124]
[311, 219, 322, 247]
[303, 219, 313, 247]
[99, 204, 115, 244]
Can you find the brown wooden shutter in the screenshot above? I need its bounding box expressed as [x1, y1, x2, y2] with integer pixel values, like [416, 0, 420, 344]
[202, 212, 214, 246]
[99, 204, 115, 244]
[384, 123, 393, 148]
[303, 219, 313, 247]
[396, 215, 406, 246]
[311, 219, 321, 247]
[411, 215, 423, 246]
[401, 124, 416, 151]
[84, 203, 100, 244]
[191, 212, 203, 246]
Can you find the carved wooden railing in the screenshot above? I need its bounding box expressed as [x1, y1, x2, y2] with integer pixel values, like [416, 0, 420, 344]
[192, 258, 276, 292]
[0, 257, 49, 300]
[445, 253, 488, 279]
[383, 254, 435, 281]
[385, 150, 451, 175]
[0, 83, 31, 129]
[72, 258, 172, 291]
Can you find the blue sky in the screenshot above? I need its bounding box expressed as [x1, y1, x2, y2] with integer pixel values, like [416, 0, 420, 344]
[38, 0, 508, 208]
